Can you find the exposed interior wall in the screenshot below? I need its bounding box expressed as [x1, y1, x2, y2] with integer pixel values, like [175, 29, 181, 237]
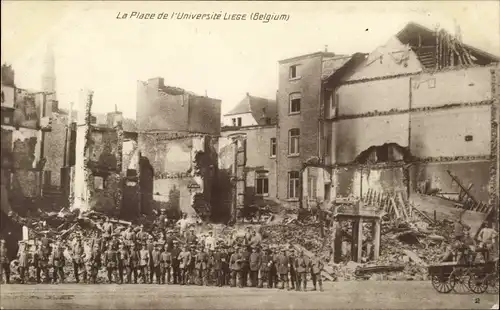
[334, 114, 409, 164]
[410, 106, 491, 158]
[43, 113, 67, 187]
[334, 167, 405, 199]
[89, 129, 119, 170]
[138, 134, 217, 217]
[409, 161, 490, 202]
[188, 96, 221, 135]
[411, 67, 493, 108]
[337, 77, 410, 115]
[341, 36, 423, 82]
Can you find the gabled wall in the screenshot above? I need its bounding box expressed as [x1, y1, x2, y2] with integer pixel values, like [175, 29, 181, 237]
[342, 36, 422, 82]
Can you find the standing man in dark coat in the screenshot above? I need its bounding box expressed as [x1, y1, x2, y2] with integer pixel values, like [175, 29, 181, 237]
[241, 245, 250, 287]
[104, 243, 119, 284]
[34, 243, 50, 283]
[259, 246, 272, 288]
[195, 246, 208, 286]
[72, 236, 87, 283]
[51, 242, 65, 284]
[128, 243, 140, 284]
[89, 243, 102, 284]
[139, 242, 149, 284]
[288, 248, 297, 290]
[0, 239, 10, 284]
[150, 243, 161, 284]
[170, 241, 181, 284]
[310, 253, 324, 292]
[178, 245, 191, 285]
[249, 246, 261, 287]
[159, 244, 172, 284]
[212, 245, 223, 287]
[295, 250, 310, 291]
[229, 247, 243, 288]
[146, 237, 155, 284]
[269, 247, 279, 288]
[118, 243, 130, 284]
[276, 248, 290, 290]
[17, 243, 31, 284]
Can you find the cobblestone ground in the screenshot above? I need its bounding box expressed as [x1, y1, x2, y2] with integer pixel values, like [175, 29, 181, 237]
[0, 281, 498, 309]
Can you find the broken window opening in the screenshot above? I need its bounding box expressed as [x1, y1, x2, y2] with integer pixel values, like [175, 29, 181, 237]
[288, 128, 300, 155]
[288, 171, 300, 199]
[256, 173, 269, 196]
[270, 138, 277, 157]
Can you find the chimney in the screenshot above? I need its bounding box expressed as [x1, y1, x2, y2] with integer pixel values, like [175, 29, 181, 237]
[246, 92, 250, 97]
[324, 45, 328, 52]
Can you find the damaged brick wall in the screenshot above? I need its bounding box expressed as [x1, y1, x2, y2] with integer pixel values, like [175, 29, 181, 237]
[137, 133, 218, 217]
[1, 126, 42, 201]
[43, 112, 67, 187]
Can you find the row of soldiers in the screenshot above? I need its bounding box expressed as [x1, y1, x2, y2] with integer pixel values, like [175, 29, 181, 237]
[1, 231, 324, 291]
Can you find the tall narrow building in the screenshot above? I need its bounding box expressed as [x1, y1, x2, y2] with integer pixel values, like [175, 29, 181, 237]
[41, 41, 56, 99]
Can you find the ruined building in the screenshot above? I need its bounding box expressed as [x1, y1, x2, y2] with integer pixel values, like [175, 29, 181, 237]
[136, 78, 221, 219]
[219, 93, 278, 221]
[301, 22, 499, 229]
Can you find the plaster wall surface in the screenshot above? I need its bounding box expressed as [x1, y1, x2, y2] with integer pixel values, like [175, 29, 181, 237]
[337, 77, 410, 115]
[411, 67, 493, 108]
[410, 106, 491, 158]
[333, 114, 409, 164]
[341, 36, 422, 82]
[222, 113, 257, 127]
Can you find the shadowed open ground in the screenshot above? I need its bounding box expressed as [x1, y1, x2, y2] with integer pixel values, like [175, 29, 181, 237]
[1, 281, 498, 309]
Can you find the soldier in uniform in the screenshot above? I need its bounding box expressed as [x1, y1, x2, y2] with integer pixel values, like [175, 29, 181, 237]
[224, 245, 234, 286]
[139, 242, 149, 284]
[104, 243, 119, 284]
[89, 243, 102, 284]
[276, 248, 290, 290]
[186, 227, 197, 245]
[171, 241, 181, 284]
[195, 245, 208, 286]
[212, 245, 223, 287]
[230, 247, 243, 288]
[72, 236, 87, 283]
[51, 242, 66, 284]
[146, 236, 155, 284]
[128, 243, 140, 284]
[295, 250, 310, 291]
[17, 243, 31, 284]
[34, 243, 50, 283]
[102, 218, 114, 244]
[187, 245, 197, 285]
[249, 246, 261, 287]
[310, 253, 324, 292]
[118, 243, 130, 284]
[241, 245, 250, 287]
[178, 245, 191, 285]
[122, 226, 136, 248]
[269, 247, 279, 288]
[159, 244, 172, 284]
[150, 243, 161, 284]
[165, 230, 175, 253]
[288, 248, 297, 290]
[0, 239, 10, 284]
[259, 246, 272, 288]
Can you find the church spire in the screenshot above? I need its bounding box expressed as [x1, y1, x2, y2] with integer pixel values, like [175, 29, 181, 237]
[41, 40, 56, 97]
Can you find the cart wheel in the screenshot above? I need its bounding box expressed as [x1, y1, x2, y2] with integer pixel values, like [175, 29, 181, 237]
[432, 274, 455, 293]
[484, 274, 499, 294]
[450, 269, 468, 294]
[468, 274, 488, 294]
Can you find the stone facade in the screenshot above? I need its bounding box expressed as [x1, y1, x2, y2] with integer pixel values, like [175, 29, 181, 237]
[136, 78, 221, 219]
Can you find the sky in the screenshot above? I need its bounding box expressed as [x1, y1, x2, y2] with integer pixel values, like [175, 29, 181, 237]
[2, 1, 499, 119]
